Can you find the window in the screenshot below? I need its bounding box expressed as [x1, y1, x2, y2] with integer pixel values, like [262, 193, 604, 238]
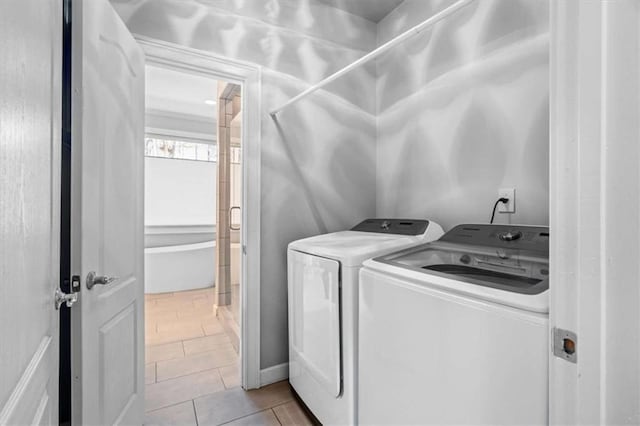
[145, 137, 217, 162]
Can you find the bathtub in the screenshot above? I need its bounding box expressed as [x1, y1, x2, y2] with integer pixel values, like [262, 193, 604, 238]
[144, 225, 216, 294]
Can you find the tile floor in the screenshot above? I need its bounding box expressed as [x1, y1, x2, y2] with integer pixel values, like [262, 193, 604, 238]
[144, 288, 313, 425]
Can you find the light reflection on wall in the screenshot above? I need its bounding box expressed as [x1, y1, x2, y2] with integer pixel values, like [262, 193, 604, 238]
[376, 0, 550, 230]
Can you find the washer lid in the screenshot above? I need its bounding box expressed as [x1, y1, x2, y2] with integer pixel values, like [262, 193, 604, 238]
[289, 230, 430, 267]
[366, 224, 550, 310]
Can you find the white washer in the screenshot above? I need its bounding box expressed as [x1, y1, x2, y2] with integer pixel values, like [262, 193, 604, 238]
[358, 224, 550, 425]
[287, 219, 444, 425]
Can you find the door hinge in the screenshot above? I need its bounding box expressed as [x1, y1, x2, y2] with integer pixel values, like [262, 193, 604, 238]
[553, 327, 577, 363]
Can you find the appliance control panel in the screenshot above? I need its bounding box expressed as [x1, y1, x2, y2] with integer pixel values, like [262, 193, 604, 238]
[440, 224, 549, 254]
[351, 219, 430, 236]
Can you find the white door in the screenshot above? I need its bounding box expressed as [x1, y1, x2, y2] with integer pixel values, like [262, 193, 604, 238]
[70, 0, 145, 424]
[550, 1, 640, 424]
[0, 0, 62, 424]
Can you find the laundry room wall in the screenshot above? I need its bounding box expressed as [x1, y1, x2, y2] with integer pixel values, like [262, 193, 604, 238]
[110, 0, 378, 371]
[375, 0, 550, 230]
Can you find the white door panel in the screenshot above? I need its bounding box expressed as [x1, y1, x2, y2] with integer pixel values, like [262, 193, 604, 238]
[0, 0, 62, 424]
[71, 0, 145, 424]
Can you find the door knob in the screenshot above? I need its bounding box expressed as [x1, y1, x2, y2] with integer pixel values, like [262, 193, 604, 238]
[55, 288, 78, 309]
[86, 271, 118, 290]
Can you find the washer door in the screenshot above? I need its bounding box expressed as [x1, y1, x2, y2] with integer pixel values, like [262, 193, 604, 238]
[288, 250, 342, 397]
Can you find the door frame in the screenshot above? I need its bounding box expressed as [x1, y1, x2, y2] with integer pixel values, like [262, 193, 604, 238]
[549, 1, 640, 424]
[136, 36, 263, 390]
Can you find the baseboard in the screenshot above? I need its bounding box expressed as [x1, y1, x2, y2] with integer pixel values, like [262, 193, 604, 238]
[260, 362, 289, 387]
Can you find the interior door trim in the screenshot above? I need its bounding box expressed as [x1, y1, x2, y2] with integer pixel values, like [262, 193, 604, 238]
[135, 35, 263, 390]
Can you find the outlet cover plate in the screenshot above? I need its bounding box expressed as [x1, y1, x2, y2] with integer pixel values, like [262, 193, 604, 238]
[498, 188, 515, 213]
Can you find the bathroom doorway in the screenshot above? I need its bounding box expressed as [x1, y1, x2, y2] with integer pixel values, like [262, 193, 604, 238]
[141, 60, 250, 413]
[138, 35, 263, 393]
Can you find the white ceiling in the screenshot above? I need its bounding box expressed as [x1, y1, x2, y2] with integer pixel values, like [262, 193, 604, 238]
[145, 65, 218, 119]
[318, 0, 403, 23]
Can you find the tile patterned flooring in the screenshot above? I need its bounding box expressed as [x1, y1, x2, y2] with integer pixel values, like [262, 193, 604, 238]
[144, 288, 313, 425]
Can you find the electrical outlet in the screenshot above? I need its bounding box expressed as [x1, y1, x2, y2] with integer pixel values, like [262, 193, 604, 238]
[498, 188, 515, 213]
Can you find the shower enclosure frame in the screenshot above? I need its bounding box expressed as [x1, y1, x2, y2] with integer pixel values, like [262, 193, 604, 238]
[136, 35, 263, 390]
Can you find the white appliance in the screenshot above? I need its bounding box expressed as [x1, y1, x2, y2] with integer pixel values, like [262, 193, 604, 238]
[359, 224, 550, 425]
[288, 219, 444, 425]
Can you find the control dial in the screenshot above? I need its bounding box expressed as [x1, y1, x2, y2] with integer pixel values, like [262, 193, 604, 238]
[499, 231, 523, 242]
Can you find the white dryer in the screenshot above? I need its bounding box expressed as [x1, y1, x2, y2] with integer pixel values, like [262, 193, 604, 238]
[358, 224, 550, 425]
[287, 219, 444, 425]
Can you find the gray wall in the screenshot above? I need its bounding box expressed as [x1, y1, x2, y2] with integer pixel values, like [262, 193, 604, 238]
[375, 0, 550, 230]
[113, 0, 550, 372]
[111, 0, 378, 369]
